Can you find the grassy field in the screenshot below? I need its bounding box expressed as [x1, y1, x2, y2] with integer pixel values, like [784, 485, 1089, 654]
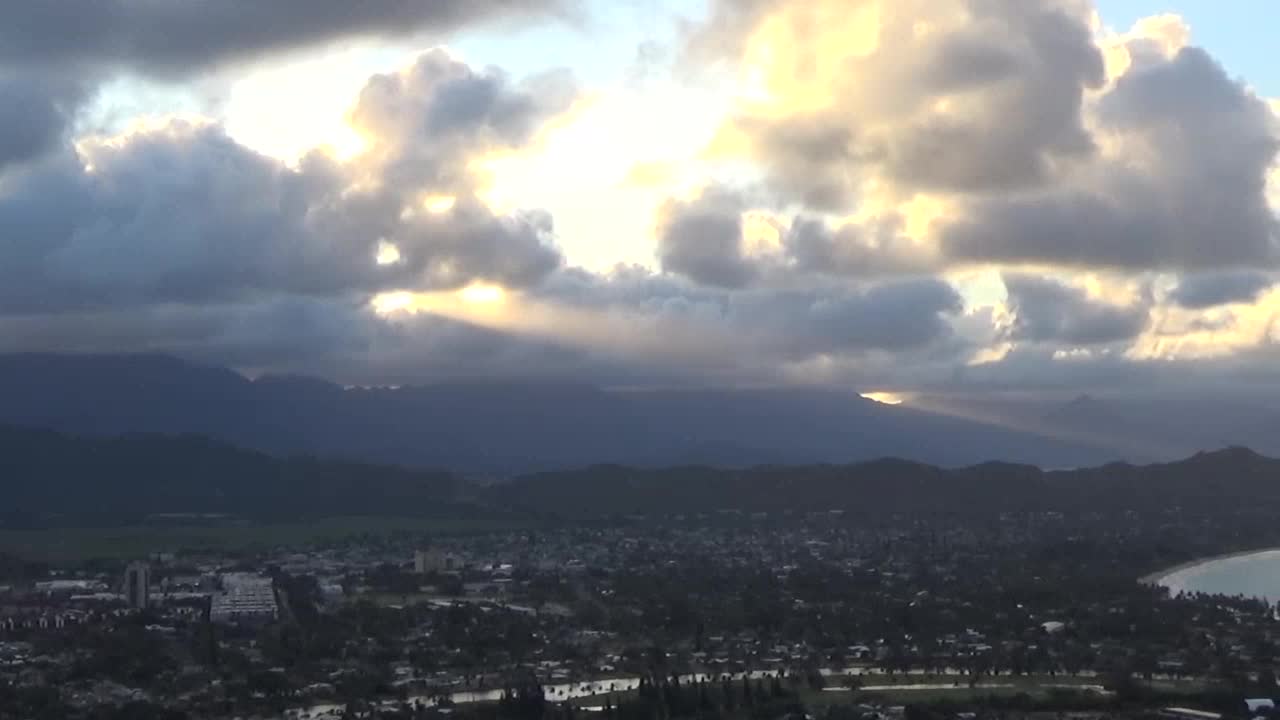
[556, 672, 1218, 712]
[566, 675, 1114, 709]
[816, 674, 1211, 705]
[0, 515, 534, 564]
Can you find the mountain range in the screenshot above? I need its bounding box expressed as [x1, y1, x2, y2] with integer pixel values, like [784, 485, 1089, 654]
[0, 422, 1277, 523]
[503, 446, 1280, 517]
[0, 424, 462, 525]
[0, 353, 1123, 472]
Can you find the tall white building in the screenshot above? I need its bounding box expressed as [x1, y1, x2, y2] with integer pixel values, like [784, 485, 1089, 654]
[124, 562, 150, 610]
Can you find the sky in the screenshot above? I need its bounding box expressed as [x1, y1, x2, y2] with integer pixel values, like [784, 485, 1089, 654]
[1, 0, 1279, 402]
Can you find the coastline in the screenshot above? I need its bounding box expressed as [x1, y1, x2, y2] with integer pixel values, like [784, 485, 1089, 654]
[1140, 547, 1280, 586]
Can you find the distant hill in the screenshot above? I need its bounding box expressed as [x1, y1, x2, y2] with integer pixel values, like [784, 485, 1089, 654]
[0, 424, 465, 523]
[0, 422, 1276, 523]
[0, 353, 1117, 472]
[498, 447, 1280, 517]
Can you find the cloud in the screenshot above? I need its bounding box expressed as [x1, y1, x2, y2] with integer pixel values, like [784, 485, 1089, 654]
[952, 345, 1158, 392]
[656, 189, 759, 288]
[0, 52, 569, 315]
[699, 0, 1105, 209]
[0, 2, 572, 172]
[0, 1, 569, 76]
[541, 268, 965, 363]
[694, 3, 1278, 281]
[656, 183, 938, 287]
[943, 47, 1280, 271]
[0, 263, 968, 389]
[0, 295, 616, 387]
[1002, 274, 1150, 346]
[0, 72, 85, 172]
[784, 216, 936, 278]
[1170, 271, 1276, 309]
[350, 50, 576, 193]
[770, 278, 963, 354]
[3, 0, 1280, 403]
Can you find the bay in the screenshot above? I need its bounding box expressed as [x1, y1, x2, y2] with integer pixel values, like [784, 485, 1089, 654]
[1154, 549, 1280, 602]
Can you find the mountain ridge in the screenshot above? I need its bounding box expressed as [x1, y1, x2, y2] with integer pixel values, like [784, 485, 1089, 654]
[501, 443, 1280, 517]
[0, 352, 1118, 472]
[0, 423, 465, 524]
[0, 422, 1275, 523]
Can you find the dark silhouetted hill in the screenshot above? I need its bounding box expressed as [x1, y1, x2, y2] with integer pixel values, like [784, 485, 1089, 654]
[499, 446, 1280, 516]
[0, 424, 464, 523]
[1, 422, 1276, 523]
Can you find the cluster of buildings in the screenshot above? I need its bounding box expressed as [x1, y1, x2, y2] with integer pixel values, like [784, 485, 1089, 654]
[0, 559, 281, 636]
[2, 508, 1280, 717]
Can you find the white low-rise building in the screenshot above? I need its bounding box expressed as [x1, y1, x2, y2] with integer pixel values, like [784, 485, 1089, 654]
[211, 573, 278, 624]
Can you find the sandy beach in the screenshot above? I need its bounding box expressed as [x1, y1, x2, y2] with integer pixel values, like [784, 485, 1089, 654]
[1140, 547, 1280, 586]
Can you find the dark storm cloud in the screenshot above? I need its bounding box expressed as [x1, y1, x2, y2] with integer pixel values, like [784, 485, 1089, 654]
[0, 1, 569, 75]
[944, 47, 1280, 271]
[1170, 271, 1276, 309]
[1003, 274, 1149, 346]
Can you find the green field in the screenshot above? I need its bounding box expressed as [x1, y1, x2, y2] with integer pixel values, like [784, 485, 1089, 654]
[816, 674, 1211, 705]
[0, 515, 534, 565]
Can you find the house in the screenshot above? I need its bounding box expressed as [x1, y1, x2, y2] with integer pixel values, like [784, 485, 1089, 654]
[1245, 699, 1275, 716]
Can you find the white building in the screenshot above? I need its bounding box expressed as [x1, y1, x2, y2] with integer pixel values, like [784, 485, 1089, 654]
[210, 573, 278, 624]
[36, 579, 105, 594]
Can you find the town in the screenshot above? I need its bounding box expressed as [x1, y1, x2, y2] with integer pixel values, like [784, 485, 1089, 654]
[3, 507, 1280, 719]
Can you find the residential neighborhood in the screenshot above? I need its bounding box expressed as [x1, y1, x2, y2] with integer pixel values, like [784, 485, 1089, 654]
[3, 508, 1280, 718]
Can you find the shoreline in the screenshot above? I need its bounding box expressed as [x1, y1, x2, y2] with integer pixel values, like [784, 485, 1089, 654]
[1140, 547, 1280, 586]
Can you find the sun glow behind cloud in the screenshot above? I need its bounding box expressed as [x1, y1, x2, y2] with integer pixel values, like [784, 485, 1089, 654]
[477, 87, 729, 271]
[222, 43, 413, 163]
[458, 283, 507, 305]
